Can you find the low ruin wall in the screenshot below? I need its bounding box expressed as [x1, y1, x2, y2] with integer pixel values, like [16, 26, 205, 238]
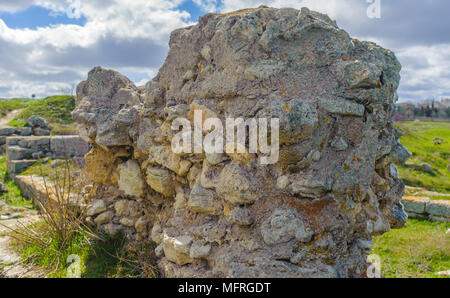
[402, 197, 450, 222]
[73, 7, 410, 278]
[6, 135, 90, 174]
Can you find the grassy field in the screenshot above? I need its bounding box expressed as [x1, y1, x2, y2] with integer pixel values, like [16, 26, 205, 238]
[8, 95, 75, 125]
[372, 219, 450, 278]
[395, 121, 450, 193]
[0, 98, 33, 118]
[11, 226, 158, 278]
[0, 155, 32, 208]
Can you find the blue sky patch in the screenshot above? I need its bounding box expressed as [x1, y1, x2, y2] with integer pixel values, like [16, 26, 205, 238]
[0, 5, 86, 29]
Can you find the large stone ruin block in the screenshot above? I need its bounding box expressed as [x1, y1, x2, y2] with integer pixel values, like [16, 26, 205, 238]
[73, 7, 410, 278]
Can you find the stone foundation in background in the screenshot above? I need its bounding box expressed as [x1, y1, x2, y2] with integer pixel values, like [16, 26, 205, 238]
[402, 197, 450, 222]
[5, 135, 90, 175]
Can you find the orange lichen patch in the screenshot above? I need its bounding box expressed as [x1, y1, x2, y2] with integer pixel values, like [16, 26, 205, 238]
[342, 57, 349, 61]
[376, 80, 382, 88]
[283, 104, 291, 111]
[281, 89, 287, 94]
[319, 139, 325, 151]
[349, 88, 355, 92]
[344, 164, 350, 171]
[354, 39, 360, 45]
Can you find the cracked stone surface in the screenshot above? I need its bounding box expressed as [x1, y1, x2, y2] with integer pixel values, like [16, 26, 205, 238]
[73, 6, 409, 277]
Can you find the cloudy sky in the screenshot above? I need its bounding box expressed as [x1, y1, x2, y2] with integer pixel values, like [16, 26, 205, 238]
[0, 0, 449, 103]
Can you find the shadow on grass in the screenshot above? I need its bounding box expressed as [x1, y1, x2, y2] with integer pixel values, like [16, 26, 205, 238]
[82, 231, 159, 278]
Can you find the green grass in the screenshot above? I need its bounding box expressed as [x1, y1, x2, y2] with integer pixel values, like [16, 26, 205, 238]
[0, 155, 33, 208]
[0, 98, 33, 119]
[8, 95, 76, 128]
[404, 187, 450, 201]
[395, 121, 450, 193]
[372, 219, 450, 278]
[20, 158, 75, 177]
[12, 226, 158, 278]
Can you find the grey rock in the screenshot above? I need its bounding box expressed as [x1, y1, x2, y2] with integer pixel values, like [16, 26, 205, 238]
[320, 98, 365, 117]
[188, 183, 222, 215]
[421, 164, 433, 173]
[86, 200, 107, 216]
[27, 115, 48, 128]
[332, 138, 348, 151]
[73, 6, 407, 278]
[0, 127, 16, 136]
[117, 160, 145, 197]
[146, 167, 174, 197]
[389, 202, 408, 229]
[95, 211, 114, 225]
[18, 127, 33, 136]
[426, 200, 450, 218]
[162, 232, 194, 266]
[216, 163, 259, 205]
[155, 244, 165, 258]
[228, 206, 253, 226]
[151, 225, 163, 244]
[189, 242, 211, 259]
[261, 208, 313, 245]
[33, 127, 51, 136]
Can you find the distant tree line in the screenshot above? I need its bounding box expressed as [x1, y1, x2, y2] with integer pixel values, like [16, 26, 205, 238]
[394, 99, 450, 120]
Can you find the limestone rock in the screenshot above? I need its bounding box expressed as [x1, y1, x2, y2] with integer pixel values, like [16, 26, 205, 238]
[27, 115, 49, 129]
[86, 200, 106, 216]
[95, 211, 114, 225]
[188, 183, 222, 215]
[162, 232, 194, 266]
[135, 217, 148, 234]
[75, 6, 407, 278]
[216, 163, 259, 205]
[189, 242, 211, 259]
[151, 224, 163, 244]
[228, 206, 253, 226]
[261, 208, 313, 245]
[146, 167, 174, 197]
[117, 160, 145, 197]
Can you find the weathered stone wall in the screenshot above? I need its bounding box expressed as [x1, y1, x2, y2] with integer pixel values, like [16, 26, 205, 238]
[73, 7, 410, 278]
[402, 197, 450, 222]
[6, 135, 90, 174]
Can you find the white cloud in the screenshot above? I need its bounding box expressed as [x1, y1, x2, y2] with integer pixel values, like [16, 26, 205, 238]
[1, 0, 450, 102]
[397, 44, 450, 102]
[0, 0, 36, 13]
[0, 0, 192, 98]
[193, 0, 219, 13]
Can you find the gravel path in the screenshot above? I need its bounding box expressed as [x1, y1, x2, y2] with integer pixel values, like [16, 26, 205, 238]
[0, 204, 45, 278]
[0, 109, 24, 128]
